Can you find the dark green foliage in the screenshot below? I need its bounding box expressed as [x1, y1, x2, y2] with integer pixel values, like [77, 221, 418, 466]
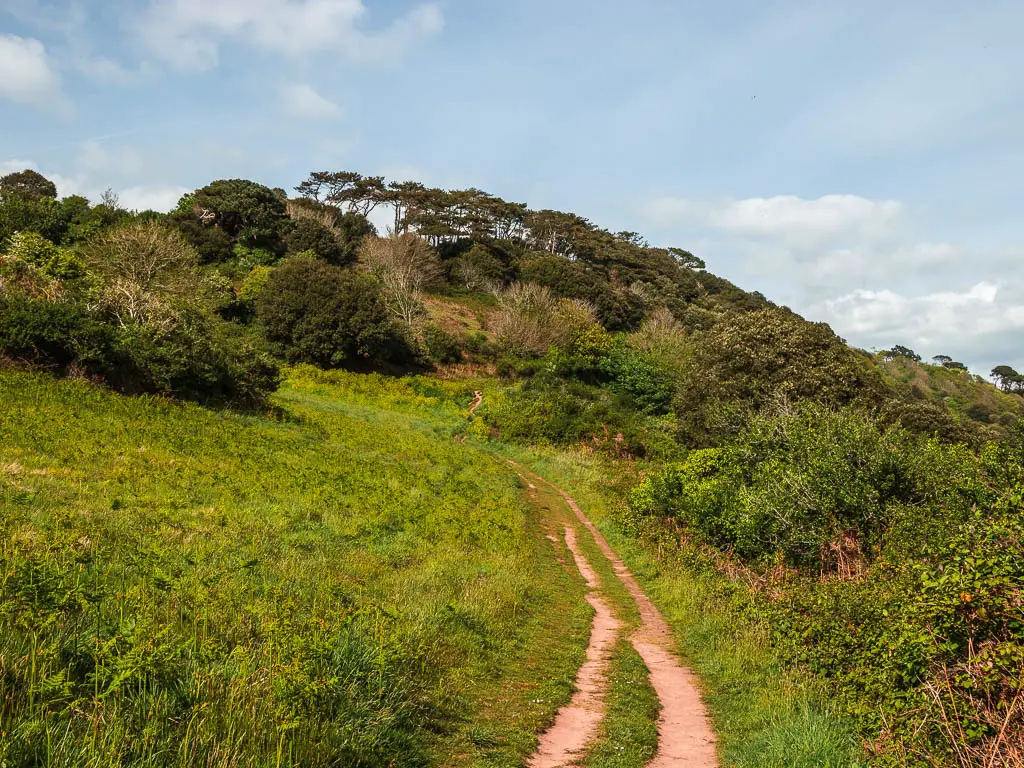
[113, 314, 280, 405]
[258, 255, 397, 366]
[489, 373, 678, 458]
[0, 195, 72, 244]
[0, 293, 115, 371]
[447, 243, 506, 289]
[422, 323, 462, 364]
[0, 292, 278, 407]
[167, 209, 236, 263]
[337, 210, 376, 261]
[285, 218, 347, 265]
[676, 307, 886, 444]
[518, 252, 645, 331]
[0, 169, 57, 202]
[193, 179, 288, 252]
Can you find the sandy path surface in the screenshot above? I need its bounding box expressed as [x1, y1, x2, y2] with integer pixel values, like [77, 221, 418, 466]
[553, 484, 719, 767]
[519, 456, 719, 768]
[528, 525, 621, 768]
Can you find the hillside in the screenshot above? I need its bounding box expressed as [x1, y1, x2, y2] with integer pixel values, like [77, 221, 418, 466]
[877, 355, 1024, 432]
[2, 167, 1022, 767]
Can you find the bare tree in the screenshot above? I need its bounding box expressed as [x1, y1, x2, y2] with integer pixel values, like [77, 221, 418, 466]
[86, 221, 215, 330]
[358, 232, 442, 327]
[489, 282, 564, 356]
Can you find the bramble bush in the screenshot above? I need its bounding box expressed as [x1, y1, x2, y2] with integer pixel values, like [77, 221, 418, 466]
[628, 401, 1024, 765]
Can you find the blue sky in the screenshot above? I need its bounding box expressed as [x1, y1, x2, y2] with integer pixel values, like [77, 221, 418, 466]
[3, 0, 1024, 374]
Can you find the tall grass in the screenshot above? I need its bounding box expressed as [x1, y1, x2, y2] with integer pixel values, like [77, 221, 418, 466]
[0, 367, 583, 766]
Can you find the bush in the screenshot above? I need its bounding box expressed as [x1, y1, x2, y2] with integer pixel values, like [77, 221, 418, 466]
[0, 293, 114, 371]
[258, 255, 398, 367]
[631, 402, 987, 568]
[284, 219, 347, 265]
[422, 324, 462, 364]
[0, 292, 278, 406]
[114, 315, 280, 406]
[488, 373, 678, 458]
[677, 307, 888, 444]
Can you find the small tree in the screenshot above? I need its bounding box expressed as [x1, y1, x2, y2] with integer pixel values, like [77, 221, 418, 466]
[991, 365, 1022, 393]
[86, 221, 213, 330]
[358, 233, 442, 326]
[490, 282, 564, 357]
[932, 354, 953, 365]
[284, 219, 346, 265]
[449, 243, 504, 292]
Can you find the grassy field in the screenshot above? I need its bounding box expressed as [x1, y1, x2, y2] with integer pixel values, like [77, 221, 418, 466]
[1, 366, 871, 767]
[0, 366, 588, 767]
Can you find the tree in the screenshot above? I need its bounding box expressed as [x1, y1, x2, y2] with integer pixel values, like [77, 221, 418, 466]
[0, 169, 58, 202]
[358, 233, 442, 326]
[932, 354, 953, 365]
[882, 345, 921, 362]
[667, 247, 705, 269]
[942, 360, 968, 372]
[284, 219, 346, 265]
[85, 221, 215, 329]
[192, 179, 288, 251]
[448, 243, 505, 291]
[678, 307, 887, 444]
[991, 365, 1023, 393]
[257, 255, 396, 366]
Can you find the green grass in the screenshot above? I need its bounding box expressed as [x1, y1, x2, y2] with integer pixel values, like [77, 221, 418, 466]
[0, 367, 588, 767]
[498, 443, 864, 768]
[581, 641, 659, 768]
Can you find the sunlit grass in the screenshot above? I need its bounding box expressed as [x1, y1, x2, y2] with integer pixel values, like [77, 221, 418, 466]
[0, 367, 584, 767]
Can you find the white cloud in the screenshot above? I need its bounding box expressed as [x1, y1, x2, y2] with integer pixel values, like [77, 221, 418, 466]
[75, 55, 151, 85]
[0, 34, 68, 114]
[118, 185, 190, 212]
[2, 151, 185, 212]
[642, 190, 1024, 371]
[281, 83, 343, 120]
[0, 158, 81, 198]
[135, 0, 443, 72]
[644, 194, 905, 249]
[815, 281, 1024, 371]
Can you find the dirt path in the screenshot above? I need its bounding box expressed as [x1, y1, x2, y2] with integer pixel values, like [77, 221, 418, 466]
[528, 525, 621, 768]
[468, 390, 483, 416]
[521, 462, 719, 767]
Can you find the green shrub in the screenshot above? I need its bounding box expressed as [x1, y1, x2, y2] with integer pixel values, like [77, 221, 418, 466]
[422, 323, 462, 364]
[599, 337, 679, 414]
[258, 255, 399, 367]
[114, 315, 280, 406]
[0, 293, 114, 371]
[631, 403, 988, 567]
[285, 218, 347, 265]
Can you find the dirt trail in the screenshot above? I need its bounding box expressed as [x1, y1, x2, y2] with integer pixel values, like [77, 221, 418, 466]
[554, 484, 719, 767]
[528, 525, 621, 768]
[468, 390, 483, 416]
[519, 458, 719, 768]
